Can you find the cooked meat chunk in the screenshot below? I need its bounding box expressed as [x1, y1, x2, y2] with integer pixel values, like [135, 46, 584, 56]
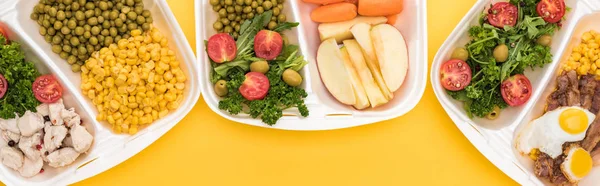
[592, 81, 600, 114]
[18, 157, 42, 178]
[0, 117, 20, 134]
[35, 103, 49, 117]
[61, 108, 80, 127]
[534, 153, 569, 185]
[70, 124, 93, 153]
[17, 111, 44, 137]
[48, 99, 65, 126]
[548, 72, 572, 111]
[583, 114, 600, 152]
[46, 147, 80, 168]
[566, 71, 581, 107]
[592, 146, 600, 166]
[2, 131, 20, 144]
[579, 75, 597, 110]
[0, 147, 23, 170]
[44, 125, 68, 153]
[18, 131, 43, 160]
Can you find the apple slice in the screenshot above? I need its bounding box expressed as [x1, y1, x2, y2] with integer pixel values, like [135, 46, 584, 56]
[371, 24, 408, 92]
[318, 16, 388, 44]
[317, 38, 356, 105]
[343, 40, 389, 108]
[339, 47, 370, 109]
[350, 23, 394, 100]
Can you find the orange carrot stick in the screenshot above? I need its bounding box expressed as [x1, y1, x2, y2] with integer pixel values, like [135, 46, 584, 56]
[358, 0, 404, 16]
[386, 14, 399, 25]
[310, 3, 358, 23]
[302, 0, 345, 5]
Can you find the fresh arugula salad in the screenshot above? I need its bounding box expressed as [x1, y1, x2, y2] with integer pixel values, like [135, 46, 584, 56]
[440, 0, 567, 119]
[206, 11, 309, 125]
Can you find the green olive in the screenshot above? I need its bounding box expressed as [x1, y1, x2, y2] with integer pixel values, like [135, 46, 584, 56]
[282, 69, 302, 87]
[214, 21, 224, 30]
[536, 34, 552, 47]
[493, 44, 509, 62]
[451, 48, 469, 61]
[214, 80, 229, 97]
[262, 1, 273, 10]
[268, 21, 277, 30]
[486, 106, 501, 120]
[250, 61, 270, 74]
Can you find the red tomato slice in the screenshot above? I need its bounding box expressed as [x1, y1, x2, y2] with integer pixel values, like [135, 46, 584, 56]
[537, 0, 565, 23]
[501, 74, 532, 107]
[32, 75, 63, 103]
[440, 59, 472, 91]
[239, 72, 270, 100]
[0, 74, 7, 99]
[254, 30, 283, 60]
[207, 33, 237, 63]
[488, 2, 518, 28]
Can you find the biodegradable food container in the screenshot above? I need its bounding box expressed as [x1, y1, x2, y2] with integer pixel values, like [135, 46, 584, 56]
[432, 0, 600, 185]
[196, 0, 428, 130]
[0, 0, 200, 185]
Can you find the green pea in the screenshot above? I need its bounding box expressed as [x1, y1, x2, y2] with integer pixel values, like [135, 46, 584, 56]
[258, 0, 264, 5]
[135, 6, 143, 15]
[244, 0, 252, 5]
[52, 45, 62, 53]
[115, 35, 122, 42]
[61, 27, 71, 35]
[101, 29, 109, 36]
[48, 28, 56, 36]
[256, 7, 264, 14]
[271, 0, 279, 6]
[142, 10, 151, 17]
[227, 14, 236, 21]
[127, 23, 138, 30]
[49, 7, 57, 17]
[277, 4, 283, 10]
[83, 25, 91, 31]
[44, 35, 52, 42]
[39, 27, 47, 36]
[70, 37, 80, 46]
[42, 20, 50, 28]
[115, 18, 124, 27]
[262, 1, 272, 10]
[126, 0, 135, 6]
[83, 31, 91, 38]
[56, 11, 66, 20]
[31, 13, 39, 21]
[142, 23, 150, 31]
[67, 55, 77, 64]
[78, 46, 87, 55]
[89, 36, 98, 45]
[278, 14, 286, 22]
[221, 18, 230, 25]
[51, 35, 61, 44]
[88, 17, 98, 25]
[97, 16, 105, 24]
[247, 12, 254, 19]
[72, 2, 80, 11]
[210, 0, 219, 5]
[146, 17, 153, 23]
[213, 5, 221, 12]
[85, 2, 94, 10]
[63, 45, 72, 53]
[71, 63, 81, 72]
[268, 21, 277, 30]
[127, 12, 137, 21]
[64, 0, 73, 5]
[53, 21, 62, 30]
[273, 7, 280, 16]
[224, 26, 233, 33]
[213, 21, 224, 30]
[102, 21, 110, 29]
[105, 36, 114, 45]
[236, 0, 244, 5]
[243, 6, 252, 13]
[225, 0, 233, 5]
[118, 25, 127, 33]
[251, 1, 258, 8]
[218, 8, 227, 18]
[136, 16, 145, 24]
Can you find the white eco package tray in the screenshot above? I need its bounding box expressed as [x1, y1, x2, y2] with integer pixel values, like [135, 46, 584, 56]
[0, 0, 200, 185]
[195, 0, 428, 130]
[432, 0, 600, 185]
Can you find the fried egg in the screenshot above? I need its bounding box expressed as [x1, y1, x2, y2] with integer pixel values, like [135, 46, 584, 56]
[516, 106, 595, 158]
[561, 146, 593, 182]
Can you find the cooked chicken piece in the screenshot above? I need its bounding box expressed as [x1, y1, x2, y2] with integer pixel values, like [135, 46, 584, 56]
[61, 108, 80, 127]
[0, 131, 7, 149]
[17, 111, 44, 137]
[62, 134, 73, 148]
[35, 103, 50, 117]
[0, 147, 23, 170]
[70, 124, 93, 153]
[0, 116, 20, 135]
[44, 125, 68, 153]
[46, 147, 80, 168]
[18, 132, 43, 160]
[2, 131, 20, 144]
[18, 157, 42, 178]
[48, 99, 65, 126]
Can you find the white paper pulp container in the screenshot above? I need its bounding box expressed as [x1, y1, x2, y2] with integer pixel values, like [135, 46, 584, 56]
[0, 0, 200, 185]
[196, 0, 428, 130]
[432, 0, 600, 185]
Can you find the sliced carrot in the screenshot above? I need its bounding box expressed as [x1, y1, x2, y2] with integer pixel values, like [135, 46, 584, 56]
[302, 0, 344, 5]
[386, 14, 399, 25]
[310, 3, 358, 23]
[358, 0, 404, 16]
[344, 0, 358, 5]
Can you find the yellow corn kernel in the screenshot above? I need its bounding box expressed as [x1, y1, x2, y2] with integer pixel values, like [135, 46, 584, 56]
[128, 127, 138, 134]
[151, 110, 158, 120]
[158, 110, 168, 118]
[159, 100, 167, 108]
[107, 115, 115, 125]
[167, 101, 179, 110]
[110, 100, 120, 111]
[97, 113, 106, 121]
[584, 32, 594, 42]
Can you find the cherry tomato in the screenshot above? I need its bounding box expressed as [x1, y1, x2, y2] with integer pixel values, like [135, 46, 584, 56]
[0, 74, 7, 99]
[239, 72, 270, 100]
[440, 59, 472, 91]
[254, 30, 283, 60]
[207, 33, 237, 63]
[537, 0, 565, 23]
[501, 74, 532, 107]
[488, 2, 518, 28]
[0, 27, 7, 40]
[32, 75, 63, 103]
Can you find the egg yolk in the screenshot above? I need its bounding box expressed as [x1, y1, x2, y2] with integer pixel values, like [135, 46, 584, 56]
[569, 148, 593, 178]
[559, 109, 589, 134]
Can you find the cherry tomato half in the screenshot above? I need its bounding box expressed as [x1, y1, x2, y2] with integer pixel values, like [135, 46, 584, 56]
[239, 72, 270, 100]
[537, 0, 566, 23]
[501, 74, 532, 107]
[207, 33, 237, 63]
[488, 2, 518, 28]
[440, 59, 472, 91]
[254, 30, 283, 60]
[32, 75, 63, 103]
[0, 74, 7, 99]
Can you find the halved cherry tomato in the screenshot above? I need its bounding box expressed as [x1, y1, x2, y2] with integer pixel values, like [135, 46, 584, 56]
[207, 33, 237, 63]
[501, 74, 532, 106]
[0, 27, 6, 40]
[537, 0, 565, 23]
[239, 72, 270, 100]
[32, 75, 63, 103]
[0, 74, 7, 99]
[440, 59, 472, 91]
[254, 30, 283, 60]
[488, 2, 518, 28]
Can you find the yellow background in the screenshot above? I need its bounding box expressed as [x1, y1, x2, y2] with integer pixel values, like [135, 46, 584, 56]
[76, 0, 520, 185]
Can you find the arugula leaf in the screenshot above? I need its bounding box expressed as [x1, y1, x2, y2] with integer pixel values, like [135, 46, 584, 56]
[273, 22, 300, 32]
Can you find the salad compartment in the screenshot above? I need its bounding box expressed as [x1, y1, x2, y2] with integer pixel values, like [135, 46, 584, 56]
[432, 0, 600, 185]
[196, 0, 428, 130]
[0, 0, 200, 185]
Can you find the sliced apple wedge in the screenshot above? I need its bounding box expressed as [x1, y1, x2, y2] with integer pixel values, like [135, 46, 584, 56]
[343, 40, 389, 108]
[316, 38, 356, 105]
[339, 47, 370, 109]
[371, 24, 409, 92]
[350, 23, 394, 100]
[318, 16, 387, 44]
